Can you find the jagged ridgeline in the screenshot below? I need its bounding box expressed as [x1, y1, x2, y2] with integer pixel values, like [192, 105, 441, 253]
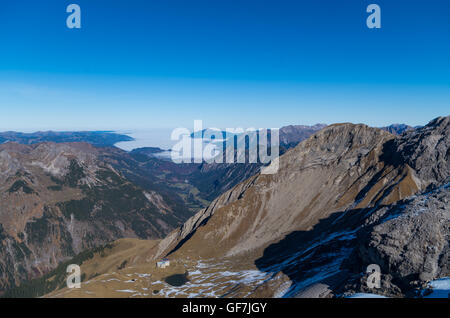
[1, 118, 448, 297]
[0, 124, 333, 295]
[149, 116, 448, 298]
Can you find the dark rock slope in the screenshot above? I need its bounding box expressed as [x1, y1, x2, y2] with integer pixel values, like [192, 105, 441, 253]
[351, 184, 449, 296]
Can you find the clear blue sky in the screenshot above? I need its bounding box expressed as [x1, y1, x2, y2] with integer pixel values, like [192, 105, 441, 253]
[0, 0, 449, 131]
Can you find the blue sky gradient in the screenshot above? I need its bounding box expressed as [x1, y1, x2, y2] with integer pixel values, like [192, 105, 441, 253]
[0, 0, 449, 130]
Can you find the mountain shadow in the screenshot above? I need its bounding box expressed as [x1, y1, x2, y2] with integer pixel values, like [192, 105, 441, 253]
[254, 207, 373, 297]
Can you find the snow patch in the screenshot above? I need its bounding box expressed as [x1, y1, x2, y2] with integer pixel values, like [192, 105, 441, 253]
[423, 277, 450, 298]
[347, 293, 387, 298]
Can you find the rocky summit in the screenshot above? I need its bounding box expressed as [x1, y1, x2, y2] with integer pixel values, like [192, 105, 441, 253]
[146, 116, 449, 298]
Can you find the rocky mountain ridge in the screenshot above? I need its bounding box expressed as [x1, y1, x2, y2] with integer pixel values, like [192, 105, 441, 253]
[150, 116, 449, 297]
[1, 117, 448, 297]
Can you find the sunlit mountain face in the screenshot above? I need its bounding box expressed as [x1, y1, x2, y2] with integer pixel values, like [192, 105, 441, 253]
[0, 117, 448, 298]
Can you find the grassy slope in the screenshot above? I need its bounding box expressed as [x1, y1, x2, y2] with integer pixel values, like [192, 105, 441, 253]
[2, 239, 162, 298]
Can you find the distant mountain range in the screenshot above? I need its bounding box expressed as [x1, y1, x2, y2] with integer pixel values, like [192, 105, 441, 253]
[12, 116, 446, 299]
[0, 122, 416, 151]
[380, 124, 416, 135]
[1, 119, 448, 298]
[279, 124, 328, 148]
[0, 131, 133, 147]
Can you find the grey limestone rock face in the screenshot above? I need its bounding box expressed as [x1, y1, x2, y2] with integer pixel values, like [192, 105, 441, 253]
[392, 116, 449, 189]
[356, 184, 449, 294]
